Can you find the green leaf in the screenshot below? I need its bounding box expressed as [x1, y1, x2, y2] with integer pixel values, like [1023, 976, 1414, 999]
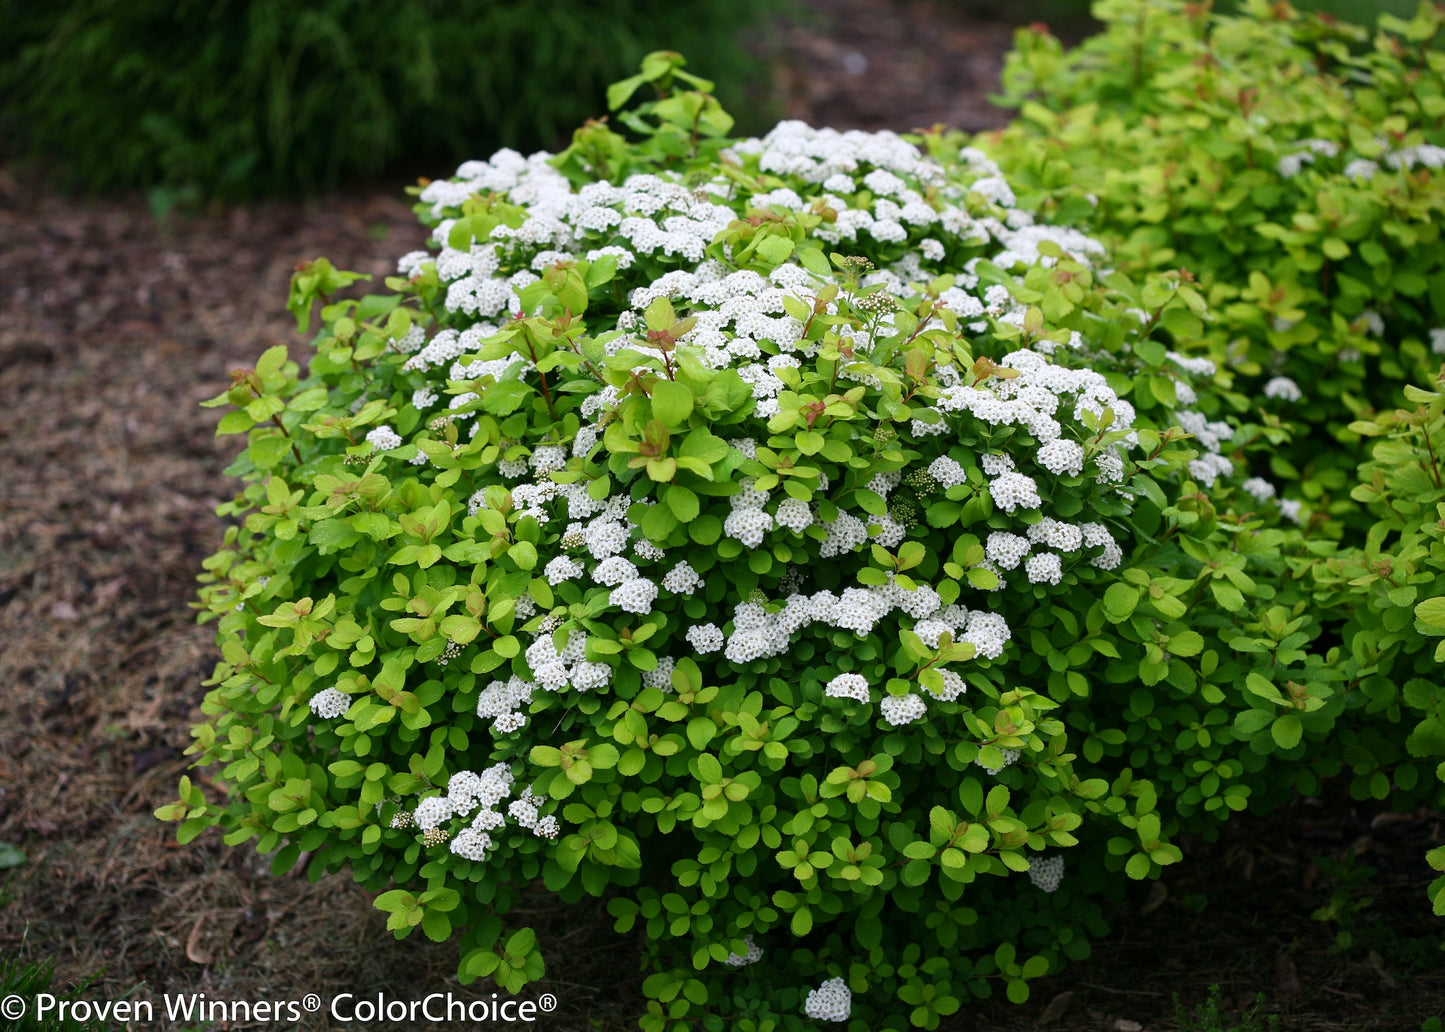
[508, 541, 538, 570]
[1103, 583, 1138, 621]
[421, 910, 452, 942]
[1271, 713, 1303, 750]
[1210, 581, 1245, 612]
[1167, 630, 1203, 657]
[755, 236, 795, 265]
[1415, 597, 1445, 632]
[652, 380, 694, 426]
[607, 72, 648, 111]
[664, 485, 700, 523]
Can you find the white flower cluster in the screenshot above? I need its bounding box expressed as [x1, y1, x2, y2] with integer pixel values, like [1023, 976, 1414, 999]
[365, 425, 403, 451]
[308, 687, 350, 719]
[825, 673, 871, 703]
[1028, 854, 1065, 893]
[1276, 139, 1338, 179]
[404, 767, 556, 858]
[1263, 376, 1302, 402]
[976, 746, 1021, 777]
[472, 626, 613, 732]
[1343, 158, 1379, 181]
[723, 935, 764, 967]
[1384, 144, 1445, 171]
[1241, 477, 1276, 503]
[714, 585, 994, 667]
[802, 977, 851, 1022]
[1178, 409, 1239, 489]
[880, 693, 928, 726]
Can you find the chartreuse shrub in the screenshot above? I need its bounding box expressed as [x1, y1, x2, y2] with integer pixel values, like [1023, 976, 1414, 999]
[980, 0, 1445, 921]
[981, 0, 1445, 524]
[0, 0, 771, 199]
[1309, 369, 1445, 917]
[161, 52, 1412, 1029]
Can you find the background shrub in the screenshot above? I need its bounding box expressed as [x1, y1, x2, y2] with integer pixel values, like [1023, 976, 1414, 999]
[981, 0, 1445, 530]
[973, 0, 1445, 933]
[0, 0, 776, 200]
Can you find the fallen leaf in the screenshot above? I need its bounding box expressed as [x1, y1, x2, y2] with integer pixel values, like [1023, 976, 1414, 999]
[1037, 990, 1073, 1025]
[1140, 881, 1168, 916]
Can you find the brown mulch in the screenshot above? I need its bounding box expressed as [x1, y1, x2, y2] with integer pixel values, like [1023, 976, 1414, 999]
[0, 2, 1442, 1029]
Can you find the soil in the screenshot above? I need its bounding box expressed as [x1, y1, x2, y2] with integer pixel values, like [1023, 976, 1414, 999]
[1, 2, 1441, 1030]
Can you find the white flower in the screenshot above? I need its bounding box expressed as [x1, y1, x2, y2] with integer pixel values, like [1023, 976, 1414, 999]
[824, 673, 870, 703]
[724, 507, 773, 548]
[1343, 158, 1378, 181]
[819, 511, 869, 556]
[803, 977, 851, 1023]
[593, 556, 639, 587]
[1028, 854, 1064, 892]
[611, 577, 659, 614]
[1385, 144, 1445, 170]
[928, 669, 967, 702]
[960, 611, 1011, 660]
[1027, 517, 1083, 552]
[584, 518, 629, 559]
[571, 661, 611, 691]
[309, 687, 350, 719]
[927, 456, 969, 488]
[1276, 152, 1313, 178]
[774, 497, 814, 534]
[544, 555, 585, 585]
[449, 828, 493, 861]
[662, 562, 704, 595]
[975, 746, 1020, 776]
[413, 796, 455, 831]
[366, 425, 403, 451]
[685, 623, 725, 653]
[529, 444, 568, 473]
[988, 472, 1042, 513]
[1024, 552, 1063, 585]
[981, 453, 1014, 476]
[534, 815, 560, 839]
[880, 693, 927, 726]
[1263, 377, 1302, 402]
[493, 712, 526, 733]
[723, 935, 764, 967]
[1241, 477, 1276, 503]
[1036, 439, 1084, 476]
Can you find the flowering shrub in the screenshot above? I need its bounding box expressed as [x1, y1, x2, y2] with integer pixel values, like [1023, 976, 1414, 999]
[161, 51, 1432, 1029]
[983, 0, 1445, 523]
